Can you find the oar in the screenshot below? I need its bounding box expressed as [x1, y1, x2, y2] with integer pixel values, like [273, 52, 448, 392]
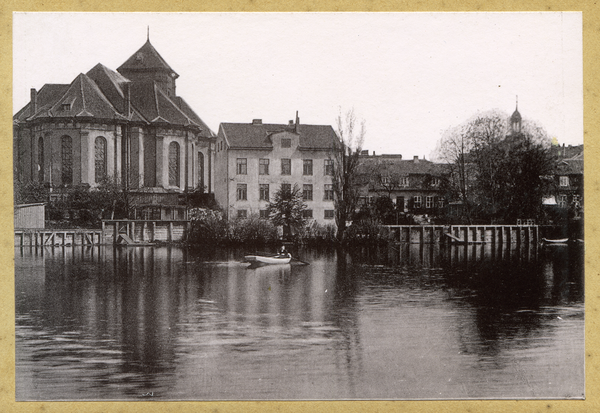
[290, 256, 309, 266]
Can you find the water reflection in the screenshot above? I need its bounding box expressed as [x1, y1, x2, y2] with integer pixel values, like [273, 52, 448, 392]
[15, 242, 584, 400]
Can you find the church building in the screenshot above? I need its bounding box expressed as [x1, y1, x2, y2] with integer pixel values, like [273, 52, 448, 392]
[13, 37, 215, 217]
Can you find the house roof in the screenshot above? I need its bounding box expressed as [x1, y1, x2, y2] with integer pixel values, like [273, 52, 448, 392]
[117, 39, 178, 78]
[219, 122, 338, 149]
[357, 156, 449, 176]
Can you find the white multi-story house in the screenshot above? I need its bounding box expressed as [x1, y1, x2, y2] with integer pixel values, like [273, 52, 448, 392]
[214, 115, 339, 226]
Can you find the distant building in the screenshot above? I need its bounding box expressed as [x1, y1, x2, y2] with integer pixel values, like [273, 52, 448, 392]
[356, 153, 449, 217]
[214, 115, 339, 225]
[13, 37, 215, 218]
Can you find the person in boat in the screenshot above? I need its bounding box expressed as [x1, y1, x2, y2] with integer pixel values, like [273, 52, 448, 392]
[278, 246, 291, 258]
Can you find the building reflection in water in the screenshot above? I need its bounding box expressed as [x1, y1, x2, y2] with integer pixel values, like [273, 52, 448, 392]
[14, 240, 584, 400]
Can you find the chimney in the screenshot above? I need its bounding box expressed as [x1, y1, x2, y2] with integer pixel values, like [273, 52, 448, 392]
[413, 155, 419, 163]
[252, 119, 262, 125]
[288, 120, 294, 126]
[295, 111, 299, 133]
[30, 88, 37, 115]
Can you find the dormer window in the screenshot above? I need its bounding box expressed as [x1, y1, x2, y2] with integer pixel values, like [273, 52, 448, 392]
[61, 103, 71, 111]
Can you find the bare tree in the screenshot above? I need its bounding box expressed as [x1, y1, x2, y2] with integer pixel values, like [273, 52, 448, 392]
[433, 109, 553, 223]
[331, 108, 365, 242]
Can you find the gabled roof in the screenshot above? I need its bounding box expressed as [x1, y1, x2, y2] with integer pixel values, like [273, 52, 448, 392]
[28, 73, 125, 121]
[219, 122, 338, 149]
[117, 40, 178, 78]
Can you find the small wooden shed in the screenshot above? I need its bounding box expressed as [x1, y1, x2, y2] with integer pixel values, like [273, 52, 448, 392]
[14, 203, 45, 229]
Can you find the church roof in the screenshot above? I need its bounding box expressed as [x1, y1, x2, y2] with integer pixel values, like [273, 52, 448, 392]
[511, 109, 522, 122]
[117, 40, 179, 78]
[219, 122, 338, 149]
[27, 73, 125, 121]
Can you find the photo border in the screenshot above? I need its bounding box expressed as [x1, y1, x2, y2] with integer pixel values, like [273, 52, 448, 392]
[1, 2, 597, 412]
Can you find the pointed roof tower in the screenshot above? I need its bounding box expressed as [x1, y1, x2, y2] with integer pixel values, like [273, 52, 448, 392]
[510, 96, 522, 134]
[117, 39, 179, 97]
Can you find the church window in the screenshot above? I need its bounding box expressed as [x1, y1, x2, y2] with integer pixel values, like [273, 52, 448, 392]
[61, 135, 73, 185]
[169, 141, 180, 187]
[198, 152, 204, 189]
[38, 137, 44, 182]
[95, 136, 107, 183]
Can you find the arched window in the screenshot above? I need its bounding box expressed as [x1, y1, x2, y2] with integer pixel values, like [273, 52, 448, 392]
[61, 135, 72, 185]
[95, 136, 107, 183]
[168, 141, 180, 187]
[38, 137, 44, 182]
[197, 151, 204, 190]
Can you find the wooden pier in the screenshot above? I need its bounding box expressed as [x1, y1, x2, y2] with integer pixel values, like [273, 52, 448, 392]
[383, 225, 540, 245]
[15, 229, 103, 247]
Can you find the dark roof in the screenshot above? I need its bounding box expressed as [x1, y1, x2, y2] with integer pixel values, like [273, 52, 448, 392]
[129, 80, 198, 127]
[511, 108, 522, 122]
[173, 97, 215, 137]
[219, 122, 338, 149]
[556, 157, 583, 175]
[86, 63, 129, 113]
[117, 40, 178, 78]
[357, 156, 449, 176]
[29, 73, 125, 121]
[14, 84, 70, 122]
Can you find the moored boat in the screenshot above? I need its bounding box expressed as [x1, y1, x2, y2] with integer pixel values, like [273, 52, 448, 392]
[542, 237, 569, 244]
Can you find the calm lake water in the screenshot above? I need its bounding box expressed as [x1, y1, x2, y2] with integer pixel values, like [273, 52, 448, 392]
[15, 242, 584, 400]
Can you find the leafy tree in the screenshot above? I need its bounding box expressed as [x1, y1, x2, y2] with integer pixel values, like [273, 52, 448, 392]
[267, 183, 306, 240]
[331, 108, 365, 242]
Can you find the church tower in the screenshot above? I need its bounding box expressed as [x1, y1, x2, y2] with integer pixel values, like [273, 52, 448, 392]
[117, 37, 179, 98]
[510, 96, 522, 135]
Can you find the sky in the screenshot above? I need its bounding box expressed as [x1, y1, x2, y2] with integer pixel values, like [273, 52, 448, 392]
[13, 12, 583, 159]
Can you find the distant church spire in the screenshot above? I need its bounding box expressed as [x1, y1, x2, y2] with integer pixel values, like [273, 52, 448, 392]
[510, 95, 522, 135]
[147, 26, 150, 42]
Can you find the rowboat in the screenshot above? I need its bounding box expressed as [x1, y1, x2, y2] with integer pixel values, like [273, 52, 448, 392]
[244, 254, 292, 265]
[542, 238, 569, 244]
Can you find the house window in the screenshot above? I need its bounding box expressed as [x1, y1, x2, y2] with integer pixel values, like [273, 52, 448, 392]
[438, 198, 445, 208]
[259, 158, 269, 175]
[169, 141, 180, 186]
[198, 152, 204, 189]
[303, 159, 313, 175]
[61, 135, 73, 185]
[425, 196, 434, 209]
[558, 194, 568, 208]
[324, 159, 334, 176]
[396, 196, 405, 210]
[573, 195, 582, 203]
[303, 184, 313, 201]
[324, 210, 335, 219]
[303, 209, 313, 219]
[281, 183, 292, 193]
[281, 159, 291, 175]
[559, 176, 569, 187]
[259, 210, 269, 219]
[382, 176, 390, 184]
[38, 137, 44, 182]
[237, 184, 247, 201]
[400, 177, 409, 187]
[61, 103, 71, 111]
[95, 136, 107, 183]
[413, 196, 422, 209]
[237, 209, 247, 219]
[324, 184, 334, 201]
[281, 138, 292, 148]
[237, 158, 247, 175]
[259, 184, 269, 201]
[432, 177, 440, 186]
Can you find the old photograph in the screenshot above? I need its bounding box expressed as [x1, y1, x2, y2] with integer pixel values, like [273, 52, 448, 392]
[13, 12, 583, 400]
